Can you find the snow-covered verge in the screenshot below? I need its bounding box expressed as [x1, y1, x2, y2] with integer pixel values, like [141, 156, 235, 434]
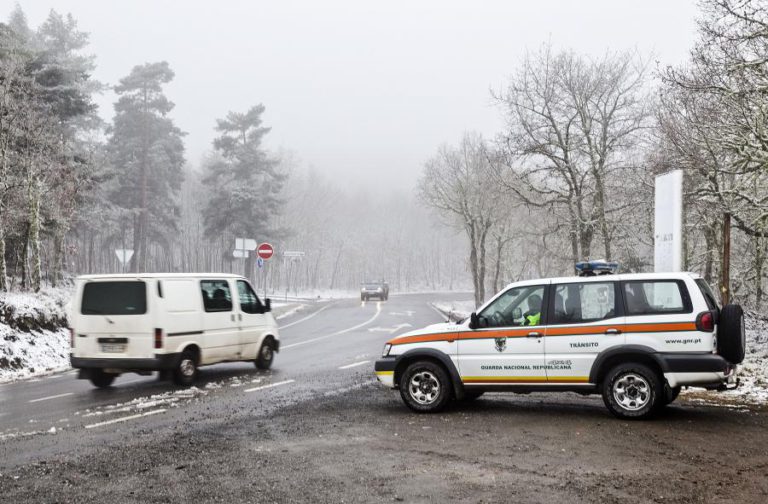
[0, 288, 72, 383]
[431, 299, 768, 405]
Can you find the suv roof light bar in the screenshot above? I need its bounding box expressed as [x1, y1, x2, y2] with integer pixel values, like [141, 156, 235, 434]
[575, 260, 619, 277]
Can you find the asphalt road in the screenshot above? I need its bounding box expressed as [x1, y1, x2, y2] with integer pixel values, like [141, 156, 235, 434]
[1, 292, 767, 503]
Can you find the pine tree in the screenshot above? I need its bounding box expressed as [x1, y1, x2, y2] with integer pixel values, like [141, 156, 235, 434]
[108, 62, 185, 273]
[202, 105, 286, 277]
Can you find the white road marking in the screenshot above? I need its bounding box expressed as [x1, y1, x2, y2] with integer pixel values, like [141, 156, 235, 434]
[279, 303, 333, 329]
[85, 408, 166, 429]
[338, 360, 370, 370]
[46, 374, 63, 380]
[368, 323, 412, 334]
[244, 379, 295, 393]
[28, 392, 74, 403]
[282, 302, 382, 350]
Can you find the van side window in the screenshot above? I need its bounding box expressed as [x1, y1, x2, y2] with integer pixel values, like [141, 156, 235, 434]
[237, 280, 263, 314]
[623, 280, 692, 316]
[551, 282, 618, 324]
[201, 280, 233, 312]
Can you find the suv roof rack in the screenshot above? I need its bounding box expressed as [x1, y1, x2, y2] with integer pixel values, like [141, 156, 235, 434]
[575, 260, 619, 277]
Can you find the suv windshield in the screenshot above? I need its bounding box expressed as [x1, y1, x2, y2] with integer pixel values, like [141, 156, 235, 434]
[81, 281, 147, 315]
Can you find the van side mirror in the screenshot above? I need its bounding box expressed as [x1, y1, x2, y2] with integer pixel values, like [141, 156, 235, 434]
[264, 298, 272, 312]
[469, 312, 479, 330]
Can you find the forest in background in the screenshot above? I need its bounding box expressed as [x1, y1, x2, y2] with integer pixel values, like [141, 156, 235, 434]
[0, 1, 767, 313]
[0, 6, 464, 296]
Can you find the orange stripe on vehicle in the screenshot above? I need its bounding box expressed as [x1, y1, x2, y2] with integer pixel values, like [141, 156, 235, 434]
[387, 321, 698, 345]
[461, 376, 589, 384]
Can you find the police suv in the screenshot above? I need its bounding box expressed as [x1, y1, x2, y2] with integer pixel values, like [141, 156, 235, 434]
[375, 262, 745, 419]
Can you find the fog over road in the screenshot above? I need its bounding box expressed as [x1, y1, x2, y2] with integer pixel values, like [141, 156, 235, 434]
[1, 293, 767, 503]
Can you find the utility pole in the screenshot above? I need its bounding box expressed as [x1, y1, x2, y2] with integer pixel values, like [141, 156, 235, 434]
[721, 212, 731, 305]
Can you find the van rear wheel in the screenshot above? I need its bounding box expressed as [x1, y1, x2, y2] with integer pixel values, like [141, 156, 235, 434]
[173, 350, 198, 386]
[89, 369, 116, 389]
[255, 339, 275, 370]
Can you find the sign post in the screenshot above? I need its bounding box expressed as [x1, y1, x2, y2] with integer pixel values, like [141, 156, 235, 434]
[257, 243, 274, 301]
[654, 170, 683, 272]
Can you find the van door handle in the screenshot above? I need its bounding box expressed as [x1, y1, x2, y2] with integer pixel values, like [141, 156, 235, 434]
[238, 314, 242, 321]
[605, 328, 622, 335]
[231, 314, 236, 322]
[527, 331, 542, 338]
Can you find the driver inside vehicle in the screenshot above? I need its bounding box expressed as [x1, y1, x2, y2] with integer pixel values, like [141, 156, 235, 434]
[521, 294, 542, 326]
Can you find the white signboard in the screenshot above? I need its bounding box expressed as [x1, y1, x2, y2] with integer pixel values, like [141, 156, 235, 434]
[283, 251, 305, 258]
[235, 238, 257, 251]
[654, 170, 683, 273]
[115, 249, 134, 265]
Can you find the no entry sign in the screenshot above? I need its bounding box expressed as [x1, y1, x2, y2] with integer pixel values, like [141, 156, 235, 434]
[257, 243, 274, 260]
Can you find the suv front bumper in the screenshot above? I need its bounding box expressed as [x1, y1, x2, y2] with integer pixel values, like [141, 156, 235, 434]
[374, 356, 396, 388]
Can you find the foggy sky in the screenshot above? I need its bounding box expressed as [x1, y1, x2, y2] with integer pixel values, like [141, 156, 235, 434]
[14, 0, 699, 190]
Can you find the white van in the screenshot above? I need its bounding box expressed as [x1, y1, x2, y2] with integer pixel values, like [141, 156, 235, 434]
[69, 273, 280, 388]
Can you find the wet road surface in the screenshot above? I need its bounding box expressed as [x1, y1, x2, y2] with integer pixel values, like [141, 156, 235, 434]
[1, 292, 767, 503]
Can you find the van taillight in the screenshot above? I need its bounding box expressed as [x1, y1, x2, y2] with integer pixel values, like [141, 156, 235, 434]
[154, 328, 163, 349]
[69, 328, 75, 348]
[696, 311, 715, 332]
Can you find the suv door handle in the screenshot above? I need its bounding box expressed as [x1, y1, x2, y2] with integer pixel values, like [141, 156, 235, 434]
[527, 331, 542, 338]
[605, 328, 622, 335]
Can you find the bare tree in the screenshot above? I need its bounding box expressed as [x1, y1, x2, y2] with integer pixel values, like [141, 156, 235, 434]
[492, 45, 652, 264]
[419, 133, 505, 306]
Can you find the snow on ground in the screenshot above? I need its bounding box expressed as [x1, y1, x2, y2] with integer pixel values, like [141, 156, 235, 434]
[0, 288, 72, 383]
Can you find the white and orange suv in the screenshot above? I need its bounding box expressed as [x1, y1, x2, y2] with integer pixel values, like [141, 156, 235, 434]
[375, 265, 744, 419]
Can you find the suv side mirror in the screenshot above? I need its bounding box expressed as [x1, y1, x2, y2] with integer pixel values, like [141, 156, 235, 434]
[264, 298, 272, 313]
[469, 312, 479, 330]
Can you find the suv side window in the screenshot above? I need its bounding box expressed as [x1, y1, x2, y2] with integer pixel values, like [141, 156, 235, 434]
[237, 280, 263, 314]
[623, 280, 692, 316]
[201, 280, 233, 312]
[550, 282, 619, 324]
[478, 285, 546, 328]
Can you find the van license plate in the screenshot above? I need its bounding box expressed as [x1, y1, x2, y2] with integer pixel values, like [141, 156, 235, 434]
[101, 344, 126, 353]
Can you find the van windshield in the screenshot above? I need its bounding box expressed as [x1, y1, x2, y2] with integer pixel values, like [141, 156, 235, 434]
[81, 281, 147, 315]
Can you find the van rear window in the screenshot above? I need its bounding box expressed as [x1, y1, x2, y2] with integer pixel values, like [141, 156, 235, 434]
[81, 281, 147, 315]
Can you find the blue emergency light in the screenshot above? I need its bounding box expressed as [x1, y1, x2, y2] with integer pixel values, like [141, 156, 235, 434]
[575, 260, 619, 276]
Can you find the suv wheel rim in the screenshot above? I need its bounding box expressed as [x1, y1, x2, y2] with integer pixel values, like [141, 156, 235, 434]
[261, 344, 273, 361]
[613, 373, 651, 411]
[180, 358, 195, 377]
[408, 371, 440, 405]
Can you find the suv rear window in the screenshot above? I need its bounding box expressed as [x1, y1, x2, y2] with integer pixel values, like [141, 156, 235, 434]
[623, 280, 692, 316]
[695, 279, 720, 311]
[81, 281, 147, 315]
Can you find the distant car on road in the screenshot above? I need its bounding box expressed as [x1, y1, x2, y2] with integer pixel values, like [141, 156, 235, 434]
[361, 281, 389, 301]
[69, 273, 280, 388]
[376, 264, 744, 419]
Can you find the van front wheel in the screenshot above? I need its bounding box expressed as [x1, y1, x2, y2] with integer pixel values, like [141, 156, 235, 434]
[89, 369, 116, 388]
[173, 351, 198, 386]
[255, 339, 275, 370]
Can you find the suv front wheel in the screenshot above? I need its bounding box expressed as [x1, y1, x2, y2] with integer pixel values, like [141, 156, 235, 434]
[602, 363, 662, 420]
[399, 361, 452, 413]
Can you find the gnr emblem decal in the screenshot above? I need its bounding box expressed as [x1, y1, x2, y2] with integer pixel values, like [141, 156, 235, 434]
[494, 337, 506, 352]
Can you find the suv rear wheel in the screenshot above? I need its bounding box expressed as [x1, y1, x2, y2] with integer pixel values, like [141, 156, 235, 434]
[399, 361, 452, 413]
[602, 363, 662, 419]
